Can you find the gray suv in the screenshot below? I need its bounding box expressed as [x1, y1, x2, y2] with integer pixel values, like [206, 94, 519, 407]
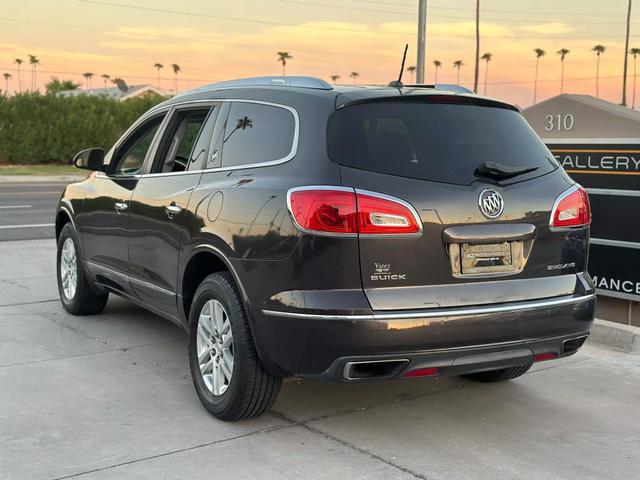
[56, 76, 595, 421]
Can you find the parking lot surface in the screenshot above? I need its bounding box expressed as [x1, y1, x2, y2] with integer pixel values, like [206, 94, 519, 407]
[1, 239, 639, 480]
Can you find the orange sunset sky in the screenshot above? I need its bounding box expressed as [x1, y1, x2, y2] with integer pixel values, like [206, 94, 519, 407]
[2, 0, 640, 107]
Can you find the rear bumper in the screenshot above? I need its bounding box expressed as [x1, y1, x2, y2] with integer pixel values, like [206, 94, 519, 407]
[319, 331, 589, 382]
[253, 293, 596, 378]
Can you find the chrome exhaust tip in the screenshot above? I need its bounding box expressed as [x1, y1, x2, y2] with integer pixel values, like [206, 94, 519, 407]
[562, 335, 588, 354]
[343, 359, 409, 381]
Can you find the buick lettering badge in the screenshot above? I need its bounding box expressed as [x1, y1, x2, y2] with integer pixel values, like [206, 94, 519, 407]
[478, 189, 504, 219]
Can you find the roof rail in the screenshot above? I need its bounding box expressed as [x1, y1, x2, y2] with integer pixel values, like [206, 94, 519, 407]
[192, 76, 333, 92]
[404, 83, 473, 94]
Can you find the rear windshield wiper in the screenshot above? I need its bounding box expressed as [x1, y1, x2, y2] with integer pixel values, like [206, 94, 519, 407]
[474, 161, 539, 181]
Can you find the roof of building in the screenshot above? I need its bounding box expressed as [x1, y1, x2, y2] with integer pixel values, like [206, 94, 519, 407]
[58, 84, 171, 100]
[523, 94, 640, 139]
[527, 94, 640, 123]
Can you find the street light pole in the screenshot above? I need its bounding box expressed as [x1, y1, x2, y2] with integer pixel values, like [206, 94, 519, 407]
[416, 0, 427, 84]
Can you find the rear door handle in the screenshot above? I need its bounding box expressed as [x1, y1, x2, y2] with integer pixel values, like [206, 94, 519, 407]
[165, 204, 182, 218]
[114, 202, 128, 212]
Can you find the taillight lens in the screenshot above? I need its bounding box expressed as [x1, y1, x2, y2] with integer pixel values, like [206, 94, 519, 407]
[288, 188, 421, 236]
[288, 189, 357, 234]
[550, 185, 591, 229]
[357, 193, 421, 235]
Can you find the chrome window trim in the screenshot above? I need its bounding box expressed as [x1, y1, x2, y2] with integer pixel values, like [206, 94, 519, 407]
[548, 184, 590, 232]
[96, 99, 299, 179]
[202, 99, 299, 172]
[142, 101, 219, 177]
[262, 293, 596, 321]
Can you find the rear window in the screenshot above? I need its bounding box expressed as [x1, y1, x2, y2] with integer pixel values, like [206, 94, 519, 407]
[327, 101, 557, 185]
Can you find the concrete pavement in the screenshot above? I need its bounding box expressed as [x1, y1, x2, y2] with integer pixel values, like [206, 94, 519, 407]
[1, 239, 639, 480]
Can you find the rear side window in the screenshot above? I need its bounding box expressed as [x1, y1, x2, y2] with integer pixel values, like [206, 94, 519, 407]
[221, 102, 296, 168]
[327, 101, 557, 185]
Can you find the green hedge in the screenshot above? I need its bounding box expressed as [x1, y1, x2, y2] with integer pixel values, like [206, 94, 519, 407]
[0, 93, 167, 164]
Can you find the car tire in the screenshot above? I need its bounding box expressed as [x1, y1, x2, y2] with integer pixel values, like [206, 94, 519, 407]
[188, 272, 282, 421]
[463, 364, 532, 383]
[56, 223, 109, 315]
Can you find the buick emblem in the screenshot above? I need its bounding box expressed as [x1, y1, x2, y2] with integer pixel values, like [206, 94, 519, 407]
[478, 189, 504, 219]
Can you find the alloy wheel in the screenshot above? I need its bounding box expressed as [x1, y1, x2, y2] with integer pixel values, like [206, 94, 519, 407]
[60, 237, 78, 300]
[196, 299, 234, 396]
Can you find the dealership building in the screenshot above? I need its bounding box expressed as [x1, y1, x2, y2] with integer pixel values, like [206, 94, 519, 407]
[523, 94, 640, 326]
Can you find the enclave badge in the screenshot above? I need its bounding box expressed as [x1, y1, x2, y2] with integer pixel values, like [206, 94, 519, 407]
[478, 189, 504, 219]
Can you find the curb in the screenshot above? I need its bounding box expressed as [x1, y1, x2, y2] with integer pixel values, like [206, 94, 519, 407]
[588, 318, 640, 353]
[0, 175, 86, 183]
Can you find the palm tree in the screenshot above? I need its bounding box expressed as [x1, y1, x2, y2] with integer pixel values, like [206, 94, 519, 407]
[171, 64, 181, 92]
[473, 0, 480, 93]
[557, 49, 570, 94]
[481, 53, 492, 95]
[277, 52, 292, 76]
[101, 74, 110, 89]
[153, 63, 164, 88]
[630, 48, 640, 108]
[533, 48, 546, 104]
[622, 0, 632, 106]
[13, 58, 23, 92]
[592, 45, 606, 98]
[406, 65, 416, 83]
[28, 54, 40, 92]
[330, 75, 340, 83]
[3, 73, 11, 95]
[453, 60, 464, 85]
[433, 60, 442, 83]
[82, 72, 94, 90]
[111, 77, 128, 92]
[349, 71, 360, 84]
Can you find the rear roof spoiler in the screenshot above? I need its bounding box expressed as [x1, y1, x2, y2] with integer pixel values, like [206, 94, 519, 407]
[404, 84, 473, 94]
[337, 94, 519, 112]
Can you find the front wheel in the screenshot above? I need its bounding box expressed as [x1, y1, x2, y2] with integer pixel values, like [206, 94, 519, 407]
[188, 272, 282, 421]
[56, 223, 108, 315]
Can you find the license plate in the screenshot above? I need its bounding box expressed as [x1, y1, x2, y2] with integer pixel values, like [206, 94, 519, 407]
[461, 242, 514, 274]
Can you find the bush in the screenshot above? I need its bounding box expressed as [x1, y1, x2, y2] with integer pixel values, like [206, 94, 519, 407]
[0, 93, 167, 164]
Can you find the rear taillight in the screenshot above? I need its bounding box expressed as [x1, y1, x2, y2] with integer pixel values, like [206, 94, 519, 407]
[288, 187, 421, 236]
[550, 185, 591, 229]
[357, 192, 421, 235]
[288, 188, 357, 235]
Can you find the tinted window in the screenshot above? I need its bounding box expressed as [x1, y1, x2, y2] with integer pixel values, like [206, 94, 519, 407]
[153, 108, 211, 174]
[327, 101, 557, 186]
[186, 108, 217, 171]
[221, 102, 295, 168]
[113, 115, 164, 176]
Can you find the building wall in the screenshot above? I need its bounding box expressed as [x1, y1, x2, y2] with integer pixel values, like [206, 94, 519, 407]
[596, 296, 640, 327]
[523, 95, 640, 326]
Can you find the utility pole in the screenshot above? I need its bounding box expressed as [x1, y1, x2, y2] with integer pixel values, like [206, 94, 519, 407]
[622, 0, 632, 106]
[416, 0, 427, 84]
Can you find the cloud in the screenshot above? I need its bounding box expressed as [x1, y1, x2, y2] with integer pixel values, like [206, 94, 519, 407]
[517, 22, 574, 35]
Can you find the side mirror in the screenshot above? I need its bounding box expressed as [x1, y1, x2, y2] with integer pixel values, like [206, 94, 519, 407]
[73, 148, 105, 171]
